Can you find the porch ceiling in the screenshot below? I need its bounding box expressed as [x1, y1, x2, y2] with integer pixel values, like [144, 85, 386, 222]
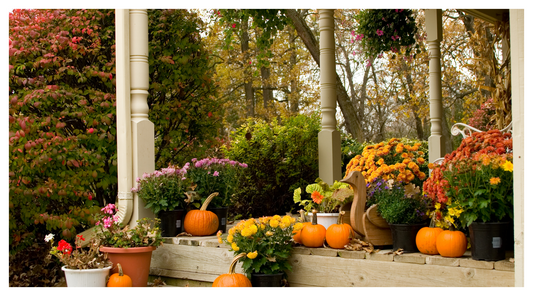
[459, 9, 509, 23]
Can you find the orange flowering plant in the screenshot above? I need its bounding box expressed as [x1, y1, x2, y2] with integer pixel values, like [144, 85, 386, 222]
[217, 215, 302, 276]
[423, 130, 513, 228]
[344, 138, 429, 188]
[293, 178, 353, 213]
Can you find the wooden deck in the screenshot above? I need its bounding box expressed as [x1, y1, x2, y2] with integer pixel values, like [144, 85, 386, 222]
[149, 234, 515, 287]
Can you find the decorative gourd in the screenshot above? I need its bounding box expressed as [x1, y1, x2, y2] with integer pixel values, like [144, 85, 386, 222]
[436, 224, 467, 258]
[326, 211, 353, 249]
[184, 192, 220, 236]
[212, 253, 252, 287]
[416, 215, 443, 255]
[292, 209, 311, 244]
[107, 263, 132, 287]
[300, 209, 326, 248]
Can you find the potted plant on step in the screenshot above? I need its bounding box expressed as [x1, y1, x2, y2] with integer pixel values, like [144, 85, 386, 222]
[217, 215, 303, 287]
[132, 164, 191, 237]
[424, 130, 513, 261]
[368, 178, 430, 252]
[46, 233, 112, 287]
[185, 157, 248, 233]
[293, 178, 353, 229]
[95, 204, 164, 287]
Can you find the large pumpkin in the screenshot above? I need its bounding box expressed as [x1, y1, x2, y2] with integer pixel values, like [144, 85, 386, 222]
[184, 192, 219, 236]
[212, 253, 252, 287]
[326, 211, 353, 249]
[293, 209, 311, 244]
[416, 225, 444, 255]
[436, 226, 467, 258]
[300, 209, 326, 248]
[107, 263, 132, 287]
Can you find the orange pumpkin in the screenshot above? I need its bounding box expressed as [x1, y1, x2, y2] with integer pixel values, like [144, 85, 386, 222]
[107, 263, 132, 287]
[436, 226, 467, 258]
[212, 253, 252, 287]
[416, 217, 444, 255]
[184, 192, 220, 236]
[326, 211, 353, 249]
[300, 209, 326, 248]
[293, 209, 311, 244]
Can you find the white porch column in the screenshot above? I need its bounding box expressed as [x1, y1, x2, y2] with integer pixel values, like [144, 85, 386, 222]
[425, 9, 445, 163]
[129, 9, 155, 226]
[318, 9, 342, 185]
[510, 9, 524, 287]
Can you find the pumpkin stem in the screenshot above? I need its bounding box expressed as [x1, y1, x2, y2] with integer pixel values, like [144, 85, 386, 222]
[337, 211, 345, 225]
[117, 263, 124, 277]
[429, 211, 436, 228]
[229, 253, 247, 274]
[311, 209, 318, 225]
[200, 192, 219, 211]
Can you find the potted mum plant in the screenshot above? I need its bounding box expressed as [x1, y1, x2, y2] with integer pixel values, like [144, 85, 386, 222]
[132, 164, 192, 237]
[217, 215, 303, 287]
[185, 157, 248, 233]
[424, 129, 513, 261]
[293, 178, 353, 229]
[95, 203, 164, 287]
[46, 233, 112, 287]
[367, 178, 430, 252]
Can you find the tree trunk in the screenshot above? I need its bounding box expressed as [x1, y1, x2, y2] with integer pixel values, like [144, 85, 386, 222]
[288, 29, 299, 113]
[286, 9, 363, 142]
[261, 66, 273, 109]
[241, 16, 254, 117]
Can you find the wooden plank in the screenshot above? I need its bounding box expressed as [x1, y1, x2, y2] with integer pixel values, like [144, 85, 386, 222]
[286, 253, 514, 287]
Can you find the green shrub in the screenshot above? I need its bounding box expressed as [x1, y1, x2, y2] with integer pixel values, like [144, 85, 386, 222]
[222, 114, 321, 218]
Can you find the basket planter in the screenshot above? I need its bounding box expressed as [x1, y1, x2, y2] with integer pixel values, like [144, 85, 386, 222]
[100, 246, 156, 287]
[62, 266, 111, 287]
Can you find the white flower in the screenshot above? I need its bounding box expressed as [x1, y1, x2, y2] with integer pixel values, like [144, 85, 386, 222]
[44, 233, 54, 242]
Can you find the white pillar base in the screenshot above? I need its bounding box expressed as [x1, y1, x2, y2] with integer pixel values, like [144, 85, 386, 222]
[318, 129, 342, 185]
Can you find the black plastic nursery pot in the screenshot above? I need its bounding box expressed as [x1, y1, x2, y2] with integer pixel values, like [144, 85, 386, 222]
[469, 221, 512, 261]
[208, 206, 229, 233]
[158, 209, 185, 237]
[251, 273, 284, 287]
[390, 223, 427, 253]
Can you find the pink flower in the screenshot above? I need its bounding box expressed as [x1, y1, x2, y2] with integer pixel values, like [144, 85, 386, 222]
[355, 34, 364, 41]
[350, 30, 355, 36]
[232, 23, 236, 28]
[213, 171, 219, 177]
[376, 29, 384, 36]
[87, 128, 94, 134]
[208, 111, 212, 117]
[88, 194, 92, 200]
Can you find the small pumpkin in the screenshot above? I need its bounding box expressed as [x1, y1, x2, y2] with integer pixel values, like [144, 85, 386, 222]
[184, 192, 220, 236]
[212, 253, 252, 287]
[326, 211, 353, 249]
[416, 215, 443, 255]
[107, 263, 132, 287]
[300, 209, 326, 248]
[292, 209, 311, 244]
[436, 224, 467, 258]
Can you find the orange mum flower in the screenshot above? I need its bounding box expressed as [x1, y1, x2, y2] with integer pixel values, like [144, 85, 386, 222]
[490, 177, 501, 185]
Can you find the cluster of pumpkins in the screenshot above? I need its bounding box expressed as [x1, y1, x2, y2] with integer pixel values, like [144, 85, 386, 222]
[415, 224, 467, 258]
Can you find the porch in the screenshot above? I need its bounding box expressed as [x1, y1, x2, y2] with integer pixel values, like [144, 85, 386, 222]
[148, 233, 514, 287]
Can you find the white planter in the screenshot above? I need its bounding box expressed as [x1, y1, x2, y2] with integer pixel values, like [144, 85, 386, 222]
[62, 266, 111, 287]
[307, 212, 339, 230]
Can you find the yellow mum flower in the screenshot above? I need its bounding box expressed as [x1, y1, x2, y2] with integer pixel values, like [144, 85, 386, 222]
[490, 177, 501, 185]
[270, 219, 279, 228]
[272, 215, 281, 221]
[247, 251, 258, 259]
[245, 218, 256, 227]
[218, 236, 223, 244]
[280, 222, 289, 229]
[435, 203, 441, 210]
[231, 242, 239, 251]
[293, 222, 303, 232]
[260, 224, 265, 230]
[502, 160, 513, 172]
[281, 215, 292, 225]
[265, 231, 274, 236]
[241, 227, 252, 237]
[227, 234, 234, 243]
[249, 224, 258, 234]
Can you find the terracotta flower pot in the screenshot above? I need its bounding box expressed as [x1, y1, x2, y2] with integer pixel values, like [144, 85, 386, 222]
[100, 246, 155, 287]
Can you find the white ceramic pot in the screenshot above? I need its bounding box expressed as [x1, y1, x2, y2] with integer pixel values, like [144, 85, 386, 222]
[62, 266, 111, 287]
[307, 212, 339, 230]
